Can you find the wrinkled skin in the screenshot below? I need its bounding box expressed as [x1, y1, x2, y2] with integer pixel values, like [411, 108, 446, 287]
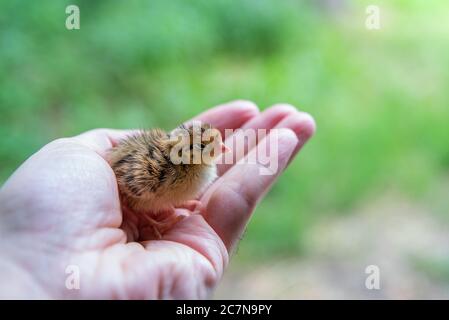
[0, 101, 315, 299]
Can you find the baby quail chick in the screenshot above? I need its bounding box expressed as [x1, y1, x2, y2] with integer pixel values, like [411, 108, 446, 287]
[109, 122, 229, 238]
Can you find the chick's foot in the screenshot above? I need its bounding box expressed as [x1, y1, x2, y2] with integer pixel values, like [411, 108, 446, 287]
[143, 209, 187, 239]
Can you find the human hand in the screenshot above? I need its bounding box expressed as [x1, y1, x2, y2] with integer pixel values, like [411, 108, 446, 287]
[0, 100, 315, 299]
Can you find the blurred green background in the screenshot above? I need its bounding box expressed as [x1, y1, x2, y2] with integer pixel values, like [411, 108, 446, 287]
[1, 0, 448, 266]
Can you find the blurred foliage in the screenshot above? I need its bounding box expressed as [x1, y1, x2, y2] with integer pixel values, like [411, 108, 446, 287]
[1, 0, 448, 260]
[411, 255, 449, 284]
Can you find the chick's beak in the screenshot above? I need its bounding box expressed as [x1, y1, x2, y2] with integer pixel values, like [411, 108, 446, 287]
[220, 142, 231, 154]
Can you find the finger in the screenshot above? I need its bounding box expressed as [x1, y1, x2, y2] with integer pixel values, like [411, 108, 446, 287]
[217, 104, 300, 176]
[187, 100, 259, 136]
[201, 128, 300, 252]
[273, 110, 316, 164]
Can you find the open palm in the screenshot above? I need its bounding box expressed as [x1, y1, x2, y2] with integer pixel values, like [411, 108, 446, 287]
[0, 100, 315, 299]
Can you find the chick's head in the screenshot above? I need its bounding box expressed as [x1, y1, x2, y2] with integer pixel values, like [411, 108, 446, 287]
[168, 121, 229, 165]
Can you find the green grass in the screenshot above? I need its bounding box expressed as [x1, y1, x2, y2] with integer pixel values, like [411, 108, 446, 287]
[1, 0, 448, 259]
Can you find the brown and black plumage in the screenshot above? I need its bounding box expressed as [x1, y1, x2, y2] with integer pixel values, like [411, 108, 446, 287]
[108, 122, 229, 238]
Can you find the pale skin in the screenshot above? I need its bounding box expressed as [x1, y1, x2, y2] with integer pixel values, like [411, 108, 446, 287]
[0, 100, 315, 299]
